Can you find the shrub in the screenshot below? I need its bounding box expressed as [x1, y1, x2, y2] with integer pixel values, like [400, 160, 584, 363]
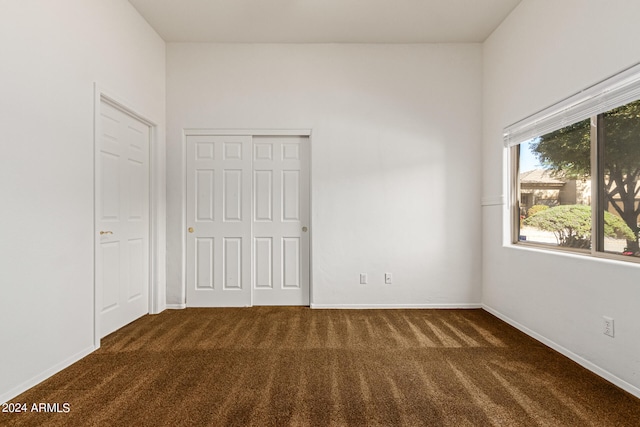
[522, 204, 635, 248]
[527, 204, 549, 217]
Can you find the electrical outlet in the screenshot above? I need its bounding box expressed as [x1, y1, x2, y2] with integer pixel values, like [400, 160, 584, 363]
[385, 273, 392, 284]
[603, 316, 614, 337]
[360, 273, 367, 284]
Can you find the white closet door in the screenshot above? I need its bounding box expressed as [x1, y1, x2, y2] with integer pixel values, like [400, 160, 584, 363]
[252, 136, 310, 306]
[96, 100, 150, 337]
[186, 135, 252, 307]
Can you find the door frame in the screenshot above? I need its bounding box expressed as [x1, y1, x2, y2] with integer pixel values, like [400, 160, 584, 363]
[181, 129, 313, 307]
[93, 85, 163, 348]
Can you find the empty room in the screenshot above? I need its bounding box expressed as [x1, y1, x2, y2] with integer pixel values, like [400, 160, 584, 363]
[2, 0, 640, 425]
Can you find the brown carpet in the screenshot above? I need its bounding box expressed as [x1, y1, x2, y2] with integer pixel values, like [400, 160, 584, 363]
[3, 307, 640, 426]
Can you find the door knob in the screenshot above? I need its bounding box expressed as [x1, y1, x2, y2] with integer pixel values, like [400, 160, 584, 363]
[302, 226, 308, 232]
[188, 227, 194, 233]
[100, 231, 113, 235]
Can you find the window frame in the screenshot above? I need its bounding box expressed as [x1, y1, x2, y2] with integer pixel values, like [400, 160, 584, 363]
[506, 63, 640, 264]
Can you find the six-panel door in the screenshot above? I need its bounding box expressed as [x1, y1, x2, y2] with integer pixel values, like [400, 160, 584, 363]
[96, 100, 150, 337]
[186, 136, 253, 306]
[252, 136, 310, 305]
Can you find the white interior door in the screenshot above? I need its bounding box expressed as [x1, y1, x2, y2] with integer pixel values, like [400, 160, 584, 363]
[252, 136, 310, 305]
[186, 135, 252, 307]
[185, 134, 310, 307]
[96, 100, 150, 338]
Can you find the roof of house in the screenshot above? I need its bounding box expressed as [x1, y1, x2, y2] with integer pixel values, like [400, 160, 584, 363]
[520, 169, 566, 185]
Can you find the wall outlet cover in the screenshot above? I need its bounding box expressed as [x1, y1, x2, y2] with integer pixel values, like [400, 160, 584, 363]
[603, 316, 614, 338]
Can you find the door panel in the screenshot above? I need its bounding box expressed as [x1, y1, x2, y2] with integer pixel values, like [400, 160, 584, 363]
[196, 238, 214, 289]
[282, 237, 301, 288]
[254, 237, 273, 288]
[282, 170, 300, 221]
[127, 238, 145, 300]
[101, 242, 120, 310]
[254, 170, 273, 221]
[100, 153, 120, 219]
[186, 135, 252, 306]
[196, 170, 214, 221]
[252, 136, 310, 306]
[223, 170, 243, 221]
[96, 100, 150, 337]
[223, 237, 243, 289]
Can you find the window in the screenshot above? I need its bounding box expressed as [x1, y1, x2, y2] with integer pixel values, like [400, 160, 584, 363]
[506, 64, 640, 261]
[599, 101, 640, 256]
[516, 120, 592, 249]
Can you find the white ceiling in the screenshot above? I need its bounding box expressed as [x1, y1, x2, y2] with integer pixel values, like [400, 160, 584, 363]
[128, 0, 522, 43]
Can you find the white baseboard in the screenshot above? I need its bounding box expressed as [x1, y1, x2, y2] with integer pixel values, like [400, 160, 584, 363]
[0, 345, 95, 405]
[166, 303, 186, 309]
[150, 301, 167, 315]
[310, 303, 482, 309]
[482, 304, 640, 399]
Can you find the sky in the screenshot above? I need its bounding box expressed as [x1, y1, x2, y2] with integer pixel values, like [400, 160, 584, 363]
[519, 139, 542, 172]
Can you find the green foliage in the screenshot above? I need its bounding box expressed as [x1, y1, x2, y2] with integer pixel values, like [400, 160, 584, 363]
[529, 100, 640, 249]
[532, 101, 640, 176]
[601, 101, 640, 176]
[530, 119, 591, 179]
[522, 204, 635, 248]
[603, 213, 637, 241]
[527, 204, 549, 217]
